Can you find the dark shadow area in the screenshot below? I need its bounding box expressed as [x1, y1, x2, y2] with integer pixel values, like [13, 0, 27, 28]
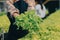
[13, 0, 28, 13]
[0, 25, 29, 40]
[43, 0, 59, 19]
[3, 12, 29, 40]
[0, 34, 2, 40]
[0, 27, 29, 40]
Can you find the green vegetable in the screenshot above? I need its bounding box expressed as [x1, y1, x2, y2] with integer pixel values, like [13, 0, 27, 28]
[15, 10, 42, 40]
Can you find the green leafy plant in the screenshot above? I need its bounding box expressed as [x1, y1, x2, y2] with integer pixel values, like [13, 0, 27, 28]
[15, 10, 42, 40]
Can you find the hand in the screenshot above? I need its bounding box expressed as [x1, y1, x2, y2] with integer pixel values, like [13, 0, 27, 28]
[6, 0, 20, 17]
[13, 13, 19, 17]
[10, 8, 19, 17]
[6, 0, 19, 4]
